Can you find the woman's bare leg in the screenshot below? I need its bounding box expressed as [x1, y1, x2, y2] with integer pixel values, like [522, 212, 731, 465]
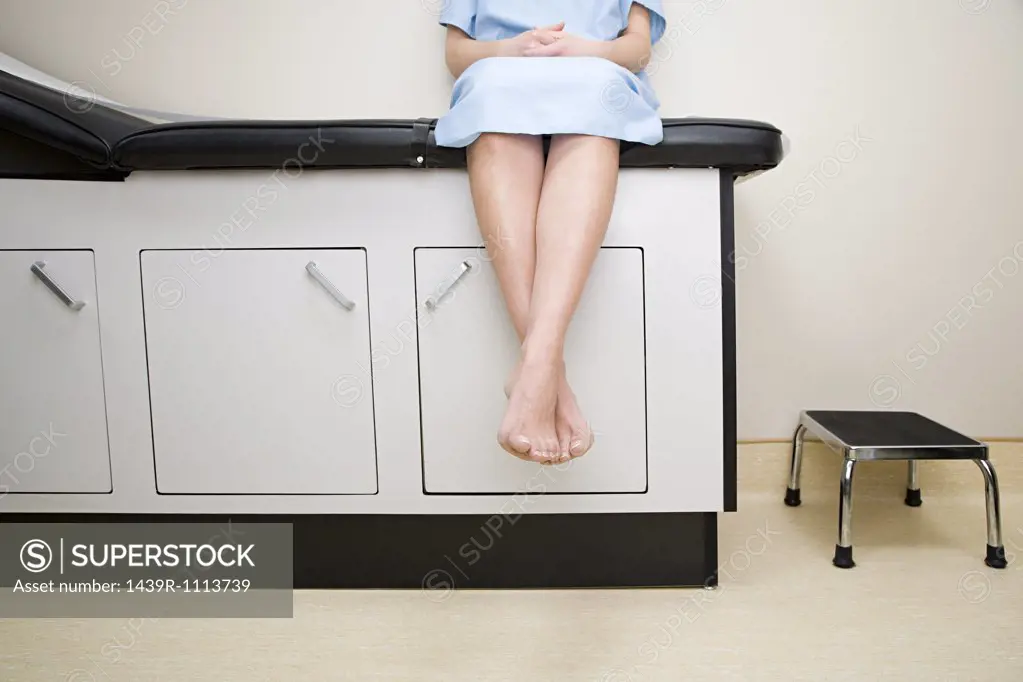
[465, 133, 553, 462]
[504, 134, 620, 461]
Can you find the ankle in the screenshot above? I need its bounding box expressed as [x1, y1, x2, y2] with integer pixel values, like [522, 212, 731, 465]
[520, 338, 563, 369]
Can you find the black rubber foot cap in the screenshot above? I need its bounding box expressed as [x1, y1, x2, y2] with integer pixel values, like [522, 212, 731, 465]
[784, 488, 801, 507]
[904, 488, 922, 507]
[986, 544, 1008, 569]
[833, 545, 855, 569]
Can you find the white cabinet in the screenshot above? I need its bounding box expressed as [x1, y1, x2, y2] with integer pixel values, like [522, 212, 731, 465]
[415, 247, 648, 494]
[140, 249, 378, 494]
[0, 251, 111, 493]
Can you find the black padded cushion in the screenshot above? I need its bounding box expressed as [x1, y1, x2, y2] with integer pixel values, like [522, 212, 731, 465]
[0, 70, 149, 166]
[1, 67, 784, 175]
[0, 129, 126, 181]
[112, 117, 784, 174]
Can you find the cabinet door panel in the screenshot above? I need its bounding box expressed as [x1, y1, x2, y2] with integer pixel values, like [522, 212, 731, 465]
[141, 249, 377, 495]
[416, 247, 648, 494]
[0, 250, 111, 494]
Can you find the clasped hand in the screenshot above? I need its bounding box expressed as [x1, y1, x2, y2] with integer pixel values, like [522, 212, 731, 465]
[511, 22, 598, 58]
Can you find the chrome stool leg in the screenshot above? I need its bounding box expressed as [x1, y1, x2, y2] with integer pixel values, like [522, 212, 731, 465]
[974, 459, 1007, 569]
[785, 423, 807, 507]
[905, 461, 922, 507]
[833, 456, 856, 568]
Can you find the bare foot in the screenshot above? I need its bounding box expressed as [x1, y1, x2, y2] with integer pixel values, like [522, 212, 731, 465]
[555, 374, 594, 459]
[498, 356, 561, 464]
[506, 360, 592, 461]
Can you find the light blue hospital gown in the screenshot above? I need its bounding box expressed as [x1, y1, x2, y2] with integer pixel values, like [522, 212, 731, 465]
[435, 0, 666, 148]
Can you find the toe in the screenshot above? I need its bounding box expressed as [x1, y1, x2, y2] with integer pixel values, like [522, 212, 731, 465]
[510, 435, 532, 456]
[498, 431, 532, 460]
[556, 428, 571, 462]
[530, 439, 552, 465]
[545, 437, 561, 465]
[570, 430, 593, 458]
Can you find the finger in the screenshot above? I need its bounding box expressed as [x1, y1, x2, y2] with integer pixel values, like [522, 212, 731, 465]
[532, 30, 562, 45]
[537, 21, 565, 31]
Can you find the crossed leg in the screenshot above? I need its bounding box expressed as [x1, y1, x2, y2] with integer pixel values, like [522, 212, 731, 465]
[466, 132, 620, 464]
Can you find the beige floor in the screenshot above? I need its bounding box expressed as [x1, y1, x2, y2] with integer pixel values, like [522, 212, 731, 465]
[2, 442, 1021, 681]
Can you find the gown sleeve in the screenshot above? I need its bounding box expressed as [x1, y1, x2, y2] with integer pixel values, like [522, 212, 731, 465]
[621, 0, 667, 45]
[438, 0, 478, 39]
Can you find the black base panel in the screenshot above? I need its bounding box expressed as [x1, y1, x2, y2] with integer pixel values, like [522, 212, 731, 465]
[0, 512, 717, 589]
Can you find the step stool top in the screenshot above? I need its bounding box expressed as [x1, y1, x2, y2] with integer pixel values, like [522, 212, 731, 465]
[803, 411, 983, 449]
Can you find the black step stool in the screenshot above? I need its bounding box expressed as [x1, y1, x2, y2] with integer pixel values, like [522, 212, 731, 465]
[784, 410, 1007, 569]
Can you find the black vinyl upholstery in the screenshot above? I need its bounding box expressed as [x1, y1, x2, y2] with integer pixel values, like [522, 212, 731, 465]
[0, 68, 785, 177]
[0, 70, 149, 165]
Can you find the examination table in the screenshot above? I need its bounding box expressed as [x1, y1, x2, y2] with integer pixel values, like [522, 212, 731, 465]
[0, 62, 785, 588]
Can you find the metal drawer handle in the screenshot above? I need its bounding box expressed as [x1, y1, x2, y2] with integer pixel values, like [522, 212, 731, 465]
[425, 259, 474, 311]
[30, 261, 86, 311]
[306, 261, 355, 311]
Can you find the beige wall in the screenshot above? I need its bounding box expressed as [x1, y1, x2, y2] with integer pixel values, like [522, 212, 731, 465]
[2, 0, 1021, 439]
